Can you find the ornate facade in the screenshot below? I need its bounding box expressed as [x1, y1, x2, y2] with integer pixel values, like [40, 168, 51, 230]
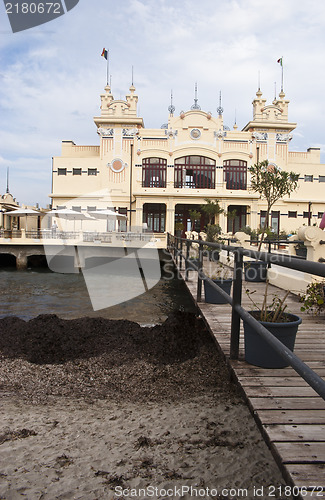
[50, 84, 325, 242]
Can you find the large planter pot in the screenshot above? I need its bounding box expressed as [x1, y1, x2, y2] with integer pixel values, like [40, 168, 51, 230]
[244, 261, 267, 282]
[243, 311, 302, 368]
[208, 249, 220, 262]
[185, 258, 199, 271]
[204, 278, 232, 304]
[295, 247, 307, 259]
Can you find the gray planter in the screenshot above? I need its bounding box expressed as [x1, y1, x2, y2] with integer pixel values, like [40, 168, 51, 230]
[185, 258, 199, 271]
[243, 311, 302, 368]
[244, 260, 267, 282]
[204, 278, 232, 304]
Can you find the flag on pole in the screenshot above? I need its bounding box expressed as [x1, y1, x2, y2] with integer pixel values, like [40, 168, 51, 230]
[101, 48, 108, 60]
[277, 57, 283, 66]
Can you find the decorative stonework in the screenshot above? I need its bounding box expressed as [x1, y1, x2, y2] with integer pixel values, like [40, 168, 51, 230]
[214, 130, 227, 139]
[252, 132, 268, 141]
[122, 128, 138, 137]
[97, 127, 114, 137]
[190, 129, 201, 140]
[276, 133, 292, 142]
[108, 159, 126, 173]
[165, 129, 178, 139]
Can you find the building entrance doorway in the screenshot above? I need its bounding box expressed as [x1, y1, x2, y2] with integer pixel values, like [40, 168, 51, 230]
[174, 204, 207, 236]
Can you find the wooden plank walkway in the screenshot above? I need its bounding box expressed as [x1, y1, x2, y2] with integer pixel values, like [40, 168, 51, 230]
[179, 260, 325, 499]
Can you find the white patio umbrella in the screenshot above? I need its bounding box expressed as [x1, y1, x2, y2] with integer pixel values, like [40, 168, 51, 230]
[6, 207, 41, 231]
[47, 208, 91, 231]
[88, 209, 127, 232]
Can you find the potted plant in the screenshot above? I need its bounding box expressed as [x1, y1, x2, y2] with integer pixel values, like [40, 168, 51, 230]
[245, 161, 299, 281]
[175, 221, 184, 237]
[204, 260, 233, 304]
[188, 209, 202, 231]
[185, 243, 200, 274]
[243, 282, 302, 368]
[295, 241, 307, 259]
[299, 280, 325, 315]
[200, 198, 224, 225]
[204, 223, 221, 262]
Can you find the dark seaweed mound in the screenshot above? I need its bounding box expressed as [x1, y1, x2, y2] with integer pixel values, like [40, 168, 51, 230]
[0, 312, 237, 403]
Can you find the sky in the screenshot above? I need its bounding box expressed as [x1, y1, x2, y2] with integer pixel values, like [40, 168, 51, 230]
[0, 0, 325, 207]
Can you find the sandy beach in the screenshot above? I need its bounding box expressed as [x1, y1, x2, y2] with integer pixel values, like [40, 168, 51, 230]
[0, 312, 291, 499]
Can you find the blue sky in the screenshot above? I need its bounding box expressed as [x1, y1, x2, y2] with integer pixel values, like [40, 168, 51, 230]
[1, 0, 325, 206]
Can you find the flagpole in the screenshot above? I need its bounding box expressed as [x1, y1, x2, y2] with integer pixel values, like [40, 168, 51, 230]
[107, 49, 109, 86]
[281, 56, 284, 92]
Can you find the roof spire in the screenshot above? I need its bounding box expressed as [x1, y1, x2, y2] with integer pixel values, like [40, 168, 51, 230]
[191, 82, 201, 110]
[6, 167, 9, 194]
[217, 90, 223, 115]
[168, 89, 175, 115]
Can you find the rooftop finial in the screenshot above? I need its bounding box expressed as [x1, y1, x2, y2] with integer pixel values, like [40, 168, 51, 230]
[233, 108, 238, 130]
[217, 90, 223, 115]
[191, 82, 201, 110]
[168, 90, 175, 115]
[258, 70, 261, 91]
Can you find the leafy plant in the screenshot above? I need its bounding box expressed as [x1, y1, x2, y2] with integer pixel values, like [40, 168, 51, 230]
[205, 223, 222, 242]
[249, 161, 299, 251]
[299, 281, 325, 315]
[175, 221, 184, 232]
[188, 209, 201, 231]
[208, 259, 232, 280]
[201, 198, 224, 225]
[245, 281, 292, 322]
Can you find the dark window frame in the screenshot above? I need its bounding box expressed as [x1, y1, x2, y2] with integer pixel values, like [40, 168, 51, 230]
[174, 156, 215, 189]
[58, 168, 67, 176]
[288, 211, 297, 218]
[223, 160, 247, 190]
[142, 158, 167, 188]
[143, 203, 166, 233]
[73, 168, 82, 176]
[88, 168, 97, 176]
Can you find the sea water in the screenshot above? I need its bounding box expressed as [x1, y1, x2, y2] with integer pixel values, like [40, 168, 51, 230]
[0, 267, 196, 325]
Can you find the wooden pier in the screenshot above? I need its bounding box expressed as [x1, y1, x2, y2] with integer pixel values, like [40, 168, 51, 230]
[180, 263, 325, 499]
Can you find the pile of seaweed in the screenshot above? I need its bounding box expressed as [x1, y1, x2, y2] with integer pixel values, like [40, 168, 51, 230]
[0, 312, 235, 403]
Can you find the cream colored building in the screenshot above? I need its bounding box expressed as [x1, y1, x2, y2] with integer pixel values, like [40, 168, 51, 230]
[50, 83, 325, 241]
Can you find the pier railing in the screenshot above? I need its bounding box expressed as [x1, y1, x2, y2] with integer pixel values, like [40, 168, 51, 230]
[167, 233, 325, 401]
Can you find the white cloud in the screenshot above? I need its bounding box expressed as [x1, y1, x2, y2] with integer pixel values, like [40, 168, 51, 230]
[1, 0, 325, 206]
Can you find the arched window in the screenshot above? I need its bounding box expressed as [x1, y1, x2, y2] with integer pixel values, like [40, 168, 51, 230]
[142, 158, 167, 188]
[223, 160, 247, 190]
[174, 156, 215, 189]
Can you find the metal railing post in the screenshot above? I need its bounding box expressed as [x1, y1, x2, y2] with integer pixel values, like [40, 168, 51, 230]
[179, 238, 183, 270]
[230, 250, 243, 359]
[197, 241, 204, 302]
[185, 240, 190, 281]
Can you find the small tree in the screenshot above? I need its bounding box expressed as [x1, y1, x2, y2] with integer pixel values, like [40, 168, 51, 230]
[188, 209, 201, 231]
[201, 198, 224, 225]
[226, 208, 237, 234]
[249, 160, 299, 251]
